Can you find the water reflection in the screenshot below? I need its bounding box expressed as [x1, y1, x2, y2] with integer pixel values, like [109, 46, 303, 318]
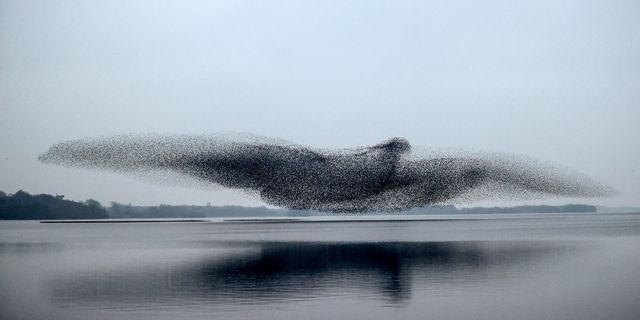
[52, 241, 568, 309]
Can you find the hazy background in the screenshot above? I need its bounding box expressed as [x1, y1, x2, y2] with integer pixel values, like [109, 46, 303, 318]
[1, 0, 638, 207]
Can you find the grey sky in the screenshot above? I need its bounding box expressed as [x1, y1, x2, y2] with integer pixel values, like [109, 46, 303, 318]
[1, 0, 639, 207]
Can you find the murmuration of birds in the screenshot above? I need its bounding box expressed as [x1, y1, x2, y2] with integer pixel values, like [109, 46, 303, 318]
[39, 133, 614, 213]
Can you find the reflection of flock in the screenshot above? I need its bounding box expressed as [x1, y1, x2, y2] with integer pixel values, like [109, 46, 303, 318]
[51, 241, 566, 307]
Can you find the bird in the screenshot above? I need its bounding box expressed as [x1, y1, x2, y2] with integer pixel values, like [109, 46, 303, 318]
[39, 133, 614, 213]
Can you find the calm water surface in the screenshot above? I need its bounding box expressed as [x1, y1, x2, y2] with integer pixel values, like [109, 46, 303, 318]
[1, 213, 639, 320]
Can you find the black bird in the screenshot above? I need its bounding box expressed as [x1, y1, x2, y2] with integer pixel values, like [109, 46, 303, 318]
[39, 134, 613, 212]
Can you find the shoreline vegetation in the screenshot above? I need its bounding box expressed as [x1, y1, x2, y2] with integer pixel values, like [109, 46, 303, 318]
[0, 189, 614, 220]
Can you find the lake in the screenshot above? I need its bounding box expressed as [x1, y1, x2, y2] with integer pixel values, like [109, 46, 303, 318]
[1, 213, 639, 320]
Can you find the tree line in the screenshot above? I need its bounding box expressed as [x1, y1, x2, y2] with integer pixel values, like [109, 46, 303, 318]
[0, 190, 596, 220]
[0, 190, 108, 220]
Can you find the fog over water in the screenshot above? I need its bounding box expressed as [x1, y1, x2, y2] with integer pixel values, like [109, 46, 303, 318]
[1, 0, 639, 207]
[1, 1, 638, 319]
[1, 213, 639, 320]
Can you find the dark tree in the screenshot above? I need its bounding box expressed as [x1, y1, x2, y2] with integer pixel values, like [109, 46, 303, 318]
[0, 190, 108, 220]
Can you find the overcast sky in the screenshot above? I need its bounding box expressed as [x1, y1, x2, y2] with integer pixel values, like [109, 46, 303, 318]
[1, 0, 638, 207]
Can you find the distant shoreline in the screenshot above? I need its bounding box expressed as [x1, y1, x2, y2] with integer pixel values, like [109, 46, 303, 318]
[35, 212, 640, 224]
[40, 219, 207, 224]
[3, 189, 639, 221]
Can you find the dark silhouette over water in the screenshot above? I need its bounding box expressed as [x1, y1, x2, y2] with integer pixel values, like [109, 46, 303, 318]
[0, 190, 107, 220]
[39, 134, 613, 213]
[0, 189, 597, 220]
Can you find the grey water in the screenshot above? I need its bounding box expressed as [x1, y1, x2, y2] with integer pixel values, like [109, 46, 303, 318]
[1, 213, 640, 320]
